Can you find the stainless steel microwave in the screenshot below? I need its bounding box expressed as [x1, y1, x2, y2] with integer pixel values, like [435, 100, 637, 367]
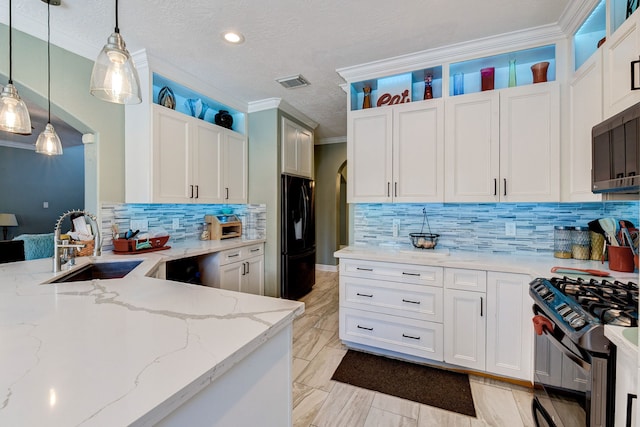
[592, 101, 640, 193]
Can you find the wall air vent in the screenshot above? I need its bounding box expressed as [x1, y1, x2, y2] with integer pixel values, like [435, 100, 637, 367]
[276, 75, 310, 89]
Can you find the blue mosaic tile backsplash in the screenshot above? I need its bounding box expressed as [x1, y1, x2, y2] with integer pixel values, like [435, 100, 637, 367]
[100, 203, 266, 251]
[354, 202, 640, 256]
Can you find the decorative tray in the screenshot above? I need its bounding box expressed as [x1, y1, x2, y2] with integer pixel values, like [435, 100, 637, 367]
[112, 235, 170, 253]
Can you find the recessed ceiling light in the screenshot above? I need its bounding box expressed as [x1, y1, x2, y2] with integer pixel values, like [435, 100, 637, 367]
[223, 32, 245, 44]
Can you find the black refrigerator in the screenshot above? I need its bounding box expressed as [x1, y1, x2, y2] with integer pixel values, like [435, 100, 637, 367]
[281, 174, 315, 300]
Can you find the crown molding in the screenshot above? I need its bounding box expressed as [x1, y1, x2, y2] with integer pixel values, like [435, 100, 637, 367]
[337, 23, 566, 83]
[317, 136, 346, 145]
[0, 141, 35, 151]
[557, 0, 601, 35]
[248, 98, 318, 130]
[247, 98, 282, 113]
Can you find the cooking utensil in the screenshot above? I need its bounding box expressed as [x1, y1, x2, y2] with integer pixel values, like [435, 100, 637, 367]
[588, 219, 605, 235]
[599, 218, 619, 246]
[550, 266, 611, 277]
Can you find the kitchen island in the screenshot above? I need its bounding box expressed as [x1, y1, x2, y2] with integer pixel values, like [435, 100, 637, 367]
[0, 238, 304, 426]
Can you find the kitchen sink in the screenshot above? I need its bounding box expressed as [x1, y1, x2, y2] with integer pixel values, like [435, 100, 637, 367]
[51, 260, 143, 283]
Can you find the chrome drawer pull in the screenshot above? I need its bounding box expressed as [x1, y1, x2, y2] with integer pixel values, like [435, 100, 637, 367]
[402, 333, 421, 340]
[402, 272, 420, 276]
[356, 267, 373, 271]
[357, 325, 373, 331]
[357, 293, 373, 298]
[402, 299, 420, 304]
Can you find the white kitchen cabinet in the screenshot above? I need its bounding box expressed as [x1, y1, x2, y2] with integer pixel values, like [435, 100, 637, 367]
[603, 8, 640, 119]
[485, 272, 533, 382]
[200, 243, 264, 295]
[567, 51, 603, 202]
[443, 268, 486, 371]
[347, 100, 444, 203]
[444, 83, 559, 202]
[615, 342, 638, 427]
[223, 130, 248, 203]
[135, 105, 246, 204]
[282, 116, 314, 179]
[339, 259, 444, 361]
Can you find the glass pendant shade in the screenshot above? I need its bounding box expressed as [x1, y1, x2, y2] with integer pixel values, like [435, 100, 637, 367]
[0, 84, 32, 135]
[35, 123, 63, 155]
[90, 32, 141, 104]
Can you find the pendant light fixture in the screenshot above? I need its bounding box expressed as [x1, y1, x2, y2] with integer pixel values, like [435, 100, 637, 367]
[0, 0, 32, 135]
[89, 0, 141, 104]
[35, 0, 62, 155]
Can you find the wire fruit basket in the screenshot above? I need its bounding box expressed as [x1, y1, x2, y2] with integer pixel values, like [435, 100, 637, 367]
[409, 208, 439, 249]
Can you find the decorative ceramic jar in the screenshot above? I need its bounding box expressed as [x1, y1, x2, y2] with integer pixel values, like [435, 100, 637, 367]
[508, 59, 517, 87]
[531, 62, 549, 84]
[215, 110, 234, 129]
[158, 86, 175, 109]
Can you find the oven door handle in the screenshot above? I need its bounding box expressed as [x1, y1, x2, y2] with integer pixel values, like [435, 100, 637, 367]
[532, 306, 591, 372]
[541, 328, 591, 372]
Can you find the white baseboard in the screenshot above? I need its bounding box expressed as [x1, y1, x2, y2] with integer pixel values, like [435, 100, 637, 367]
[316, 264, 338, 273]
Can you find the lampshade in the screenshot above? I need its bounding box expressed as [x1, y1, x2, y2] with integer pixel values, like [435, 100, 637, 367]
[90, 0, 141, 105]
[0, 84, 32, 135]
[0, 0, 31, 135]
[35, 123, 63, 155]
[35, 0, 62, 156]
[0, 213, 18, 227]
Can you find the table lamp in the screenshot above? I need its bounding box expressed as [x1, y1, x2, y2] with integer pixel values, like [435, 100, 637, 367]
[0, 213, 18, 240]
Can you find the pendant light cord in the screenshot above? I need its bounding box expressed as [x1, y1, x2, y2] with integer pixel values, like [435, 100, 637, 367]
[114, 0, 120, 33]
[47, 0, 51, 123]
[8, 0, 12, 84]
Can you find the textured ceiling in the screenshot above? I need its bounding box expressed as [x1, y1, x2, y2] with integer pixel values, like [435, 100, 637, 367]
[1, 0, 574, 144]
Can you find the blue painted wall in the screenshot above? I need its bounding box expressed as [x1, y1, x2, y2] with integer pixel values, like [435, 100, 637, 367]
[0, 146, 84, 237]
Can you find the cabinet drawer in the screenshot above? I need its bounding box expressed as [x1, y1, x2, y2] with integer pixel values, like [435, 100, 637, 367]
[340, 308, 443, 361]
[444, 268, 487, 292]
[340, 276, 443, 322]
[217, 244, 264, 265]
[340, 259, 443, 287]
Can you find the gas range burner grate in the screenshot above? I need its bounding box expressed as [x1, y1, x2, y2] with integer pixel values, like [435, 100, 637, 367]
[549, 276, 639, 326]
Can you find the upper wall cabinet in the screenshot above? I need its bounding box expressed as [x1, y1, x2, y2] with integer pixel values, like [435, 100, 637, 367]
[281, 117, 314, 179]
[603, 7, 640, 118]
[347, 99, 444, 203]
[125, 54, 248, 204]
[445, 83, 560, 202]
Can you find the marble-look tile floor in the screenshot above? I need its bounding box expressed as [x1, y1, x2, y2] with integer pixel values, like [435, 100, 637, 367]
[292, 270, 535, 427]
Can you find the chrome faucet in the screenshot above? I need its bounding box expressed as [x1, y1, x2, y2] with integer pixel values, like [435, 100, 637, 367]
[53, 210, 101, 273]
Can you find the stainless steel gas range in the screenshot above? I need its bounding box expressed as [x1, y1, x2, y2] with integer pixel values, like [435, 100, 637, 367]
[529, 276, 639, 427]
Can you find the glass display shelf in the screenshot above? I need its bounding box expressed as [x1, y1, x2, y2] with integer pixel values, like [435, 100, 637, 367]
[349, 66, 443, 111]
[449, 45, 555, 96]
[612, 0, 639, 35]
[574, 0, 606, 71]
[152, 73, 245, 134]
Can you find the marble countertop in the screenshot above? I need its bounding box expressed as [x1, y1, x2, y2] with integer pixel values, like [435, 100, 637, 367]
[0, 238, 304, 426]
[605, 325, 638, 359]
[334, 246, 640, 282]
